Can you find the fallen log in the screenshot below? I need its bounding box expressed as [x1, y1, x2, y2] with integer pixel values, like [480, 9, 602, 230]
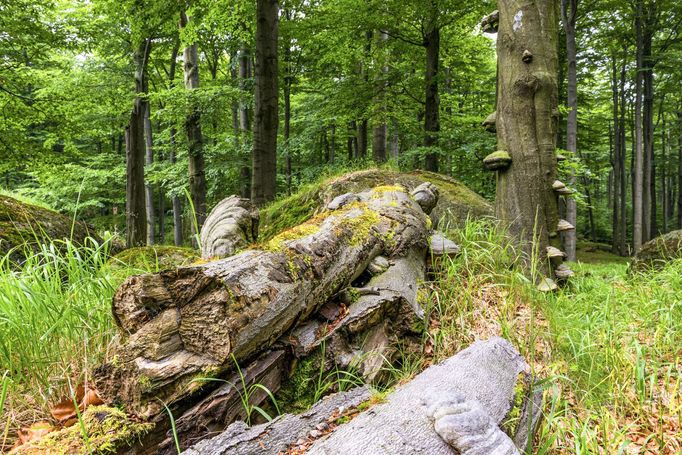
[94, 184, 437, 419]
[185, 338, 540, 455]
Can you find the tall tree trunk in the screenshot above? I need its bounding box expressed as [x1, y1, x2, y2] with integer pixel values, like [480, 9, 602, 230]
[662, 114, 668, 233]
[180, 11, 208, 242]
[561, 0, 578, 261]
[283, 35, 293, 193]
[372, 30, 388, 163]
[169, 41, 183, 246]
[144, 102, 155, 245]
[610, 54, 622, 254]
[618, 48, 627, 254]
[238, 46, 252, 199]
[643, 1, 656, 240]
[633, 0, 644, 252]
[251, 0, 279, 205]
[357, 120, 368, 158]
[125, 39, 151, 247]
[495, 0, 560, 273]
[330, 123, 336, 164]
[423, 10, 440, 172]
[678, 110, 682, 229]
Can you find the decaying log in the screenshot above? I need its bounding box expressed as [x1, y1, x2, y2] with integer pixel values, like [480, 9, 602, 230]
[95, 184, 437, 419]
[186, 338, 540, 455]
[200, 196, 259, 259]
[184, 387, 372, 455]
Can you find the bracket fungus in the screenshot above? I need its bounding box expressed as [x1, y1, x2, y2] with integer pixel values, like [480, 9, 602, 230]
[483, 151, 512, 171]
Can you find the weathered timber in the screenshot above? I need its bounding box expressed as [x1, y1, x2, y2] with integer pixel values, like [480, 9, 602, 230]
[94, 184, 436, 419]
[200, 196, 259, 259]
[186, 338, 540, 455]
[156, 350, 286, 454]
[184, 387, 372, 455]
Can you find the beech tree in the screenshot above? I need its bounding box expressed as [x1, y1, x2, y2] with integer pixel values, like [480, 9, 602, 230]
[492, 0, 562, 274]
[251, 0, 279, 205]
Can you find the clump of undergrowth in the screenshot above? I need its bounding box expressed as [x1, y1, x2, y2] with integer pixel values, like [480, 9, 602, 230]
[12, 405, 153, 454]
[0, 239, 160, 451]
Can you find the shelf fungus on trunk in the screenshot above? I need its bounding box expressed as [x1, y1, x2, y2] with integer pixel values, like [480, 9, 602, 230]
[546, 246, 566, 266]
[554, 263, 574, 281]
[482, 112, 496, 133]
[483, 151, 512, 171]
[480, 10, 499, 34]
[552, 180, 573, 196]
[556, 153, 567, 162]
[556, 219, 575, 232]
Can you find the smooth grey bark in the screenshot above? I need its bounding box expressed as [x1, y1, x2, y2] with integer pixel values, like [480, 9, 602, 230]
[633, 0, 644, 252]
[494, 0, 560, 272]
[372, 30, 389, 163]
[238, 46, 252, 199]
[125, 39, 151, 247]
[143, 101, 155, 245]
[678, 110, 682, 229]
[167, 41, 183, 246]
[251, 0, 279, 205]
[180, 11, 208, 240]
[283, 12, 293, 192]
[561, 0, 578, 262]
[423, 9, 440, 172]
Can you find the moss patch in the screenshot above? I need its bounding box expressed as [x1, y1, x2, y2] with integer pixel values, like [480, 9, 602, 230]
[258, 169, 491, 243]
[276, 350, 325, 414]
[12, 406, 153, 454]
[0, 195, 101, 263]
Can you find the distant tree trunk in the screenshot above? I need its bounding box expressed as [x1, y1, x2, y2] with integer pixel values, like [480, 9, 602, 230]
[610, 54, 622, 255]
[423, 10, 440, 172]
[495, 0, 560, 272]
[357, 120, 368, 158]
[169, 41, 183, 246]
[180, 11, 208, 242]
[330, 123, 336, 164]
[238, 46, 252, 199]
[633, 0, 644, 252]
[283, 36, 293, 193]
[678, 110, 682, 229]
[125, 39, 151, 248]
[143, 102, 155, 245]
[372, 30, 388, 163]
[642, 2, 656, 241]
[662, 113, 668, 233]
[618, 48, 627, 254]
[390, 119, 400, 159]
[251, 0, 279, 205]
[561, 0, 578, 261]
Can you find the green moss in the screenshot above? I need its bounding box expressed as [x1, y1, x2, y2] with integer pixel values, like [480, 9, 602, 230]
[264, 223, 321, 253]
[276, 350, 324, 414]
[340, 206, 381, 247]
[501, 373, 528, 437]
[14, 406, 153, 454]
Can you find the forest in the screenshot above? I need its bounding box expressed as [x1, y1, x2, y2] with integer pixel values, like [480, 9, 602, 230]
[1, 0, 682, 453]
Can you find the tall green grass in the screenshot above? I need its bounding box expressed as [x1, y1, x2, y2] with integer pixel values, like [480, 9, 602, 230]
[0, 238, 149, 447]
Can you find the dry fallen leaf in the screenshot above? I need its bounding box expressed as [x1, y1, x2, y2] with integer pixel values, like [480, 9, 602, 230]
[17, 421, 54, 444]
[49, 384, 104, 427]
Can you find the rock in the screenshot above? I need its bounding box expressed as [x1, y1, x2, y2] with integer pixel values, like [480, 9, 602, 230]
[429, 232, 460, 257]
[258, 169, 493, 240]
[0, 194, 102, 263]
[483, 151, 512, 171]
[200, 196, 259, 260]
[367, 255, 389, 275]
[327, 193, 360, 210]
[631, 229, 682, 272]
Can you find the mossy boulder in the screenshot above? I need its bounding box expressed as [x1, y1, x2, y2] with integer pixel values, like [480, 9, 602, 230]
[0, 195, 102, 263]
[631, 230, 682, 272]
[107, 245, 200, 275]
[259, 169, 492, 241]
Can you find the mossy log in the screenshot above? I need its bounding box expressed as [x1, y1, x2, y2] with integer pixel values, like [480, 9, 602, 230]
[185, 338, 539, 455]
[94, 184, 437, 420]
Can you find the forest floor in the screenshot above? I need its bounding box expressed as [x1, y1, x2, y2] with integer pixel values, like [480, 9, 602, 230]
[0, 205, 680, 453]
